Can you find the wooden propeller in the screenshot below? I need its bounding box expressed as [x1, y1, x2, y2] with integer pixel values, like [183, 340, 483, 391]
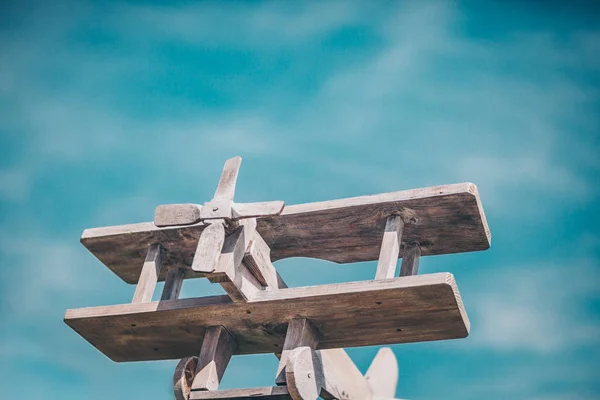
[153, 156, 284, 273]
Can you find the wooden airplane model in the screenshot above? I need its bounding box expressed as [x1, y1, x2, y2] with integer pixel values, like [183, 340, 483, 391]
[64, 156, 491, 399]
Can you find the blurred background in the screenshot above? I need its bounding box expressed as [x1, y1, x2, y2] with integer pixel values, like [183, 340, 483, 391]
[1, 1, 599, 399]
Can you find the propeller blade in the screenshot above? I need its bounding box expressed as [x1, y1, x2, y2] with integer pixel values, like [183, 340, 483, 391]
[213, 156, 242, 201]
[154, 204, 202, 227]
[191, 222, 226, 273]
[365, 347, 398, 398]
[231, 201, 285, 220]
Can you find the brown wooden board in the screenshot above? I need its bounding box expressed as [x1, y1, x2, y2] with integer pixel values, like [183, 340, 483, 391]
[64, 273, 469, 362]
[81, 183, 490, 284]
[189, 387, 290, 400]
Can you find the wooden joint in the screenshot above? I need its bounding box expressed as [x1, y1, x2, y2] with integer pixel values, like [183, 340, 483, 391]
[275, 318, 320, 386]
[191, 326, 237, 392]
[243, 231, 287, 290]
[132, 243, 163, 303]
[206, 219, 266, 302]
[397, 207, 419, 224]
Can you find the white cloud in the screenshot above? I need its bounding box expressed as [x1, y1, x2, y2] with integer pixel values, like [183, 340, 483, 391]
[468, 259, 600, 354]
[114, 1, 363, 48]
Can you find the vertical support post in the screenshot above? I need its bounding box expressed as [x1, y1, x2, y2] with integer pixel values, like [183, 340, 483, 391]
[191, 326, 237, 391]
[132, 243, 163, 303]
[374, 215, 404, 280]
[161, 267, 185, 300]
[275, 318, 320, 386]
[400, 242, 421, 277]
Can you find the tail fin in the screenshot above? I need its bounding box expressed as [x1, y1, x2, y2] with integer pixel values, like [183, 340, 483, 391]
[365, 347, 399, 398]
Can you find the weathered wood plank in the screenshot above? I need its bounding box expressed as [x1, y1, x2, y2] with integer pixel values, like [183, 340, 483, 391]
[161, 267, 185, 300]
[375, 215, 404, 280]
[399, 242, 421, 277]
[365, 348, 398, 398]
[231, 201, 285, 220]
[155, 204, 202, 227]
[189, 386, 291, 400]
[80, 183, 491, 284]
[192, 222, 226, 273]
[214, 156, 242, 200]
[275, 319, 320, 386]
[64, 273, 469, 362]
[191, 326, 237, 391]
[131, 244, 162, 303]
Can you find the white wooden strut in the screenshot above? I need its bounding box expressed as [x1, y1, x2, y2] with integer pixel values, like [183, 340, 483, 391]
[375, 213, 421, 280]
[131, 243, 163, 303]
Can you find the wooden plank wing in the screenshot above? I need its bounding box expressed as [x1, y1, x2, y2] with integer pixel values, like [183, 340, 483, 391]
[64, 273, 469, 362]
[80, 183, 490, 284]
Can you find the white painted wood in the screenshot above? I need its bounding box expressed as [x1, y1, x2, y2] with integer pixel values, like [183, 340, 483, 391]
[207, 218, 263, 302]
[375, 215, 404, 280]
[154, 204, 202, 227]
[365, 348, 398, 398]
[192, 221, 226, 273]
[214, 156, 241, 200]
[318, 348, 372, 400]
[286, 347, 372, 400]
[243, 230, 286, 289]
[232, 201, 285, 220]
[285, 347, 322, 400]
[276, 318, 320, 385]
[131, 243, 162, 303]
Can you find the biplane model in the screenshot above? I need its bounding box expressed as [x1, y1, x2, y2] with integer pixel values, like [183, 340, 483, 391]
[64, 156, 491, 400]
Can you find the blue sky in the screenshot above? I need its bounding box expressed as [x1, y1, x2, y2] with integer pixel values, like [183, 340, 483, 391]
[1, 1, 599, 399]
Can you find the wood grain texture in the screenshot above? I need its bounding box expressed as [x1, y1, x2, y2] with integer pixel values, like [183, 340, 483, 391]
[243, 231, 287, 290]
[64, 273, 469, 362]
[206, 219, 262, 302]
[214, 157, 241, 200]
[375, 215, 404, 280]
[131, 244, 162, 303]
[231, 201, 285, 220]
[365, 348, 398, 398]
[174, 356, 198, 400]
[192, 222, 226, 273]
[155, 204, 202, 227]
[80, 183, 491, 284]
[161, 267, 185, 300]
[285, 347, 321, 400]
[399, 243, 420, 277]
[189, 386, 290, 400]
[276, 319, 320, 385]
[191, 326, 237, 391]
